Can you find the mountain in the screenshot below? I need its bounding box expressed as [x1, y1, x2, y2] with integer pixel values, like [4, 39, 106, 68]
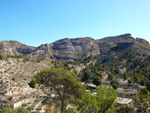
[96, 33, 150, 54]
[0, 33, 150, 109]
[0, 33, 150, 60]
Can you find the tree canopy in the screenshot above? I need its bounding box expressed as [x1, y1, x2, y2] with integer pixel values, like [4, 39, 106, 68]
[110, 80, 119, 89]
[34, 68, 85, 113]
[107, 73, 113, 81]
[77, 86, 118, 113]
[92, 76, 101, 86]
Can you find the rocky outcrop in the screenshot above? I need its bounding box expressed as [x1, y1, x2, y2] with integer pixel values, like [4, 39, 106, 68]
[0, 41, 35, 56]
[96, 33, 135, 44]
[96, 33, 135, 53]
[52, 37, 100, 59]
[31, 44, 53, 57]
[136, 38, 149, 45]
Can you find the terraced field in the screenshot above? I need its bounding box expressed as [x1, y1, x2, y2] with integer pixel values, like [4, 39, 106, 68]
[22, 98, 45, 113]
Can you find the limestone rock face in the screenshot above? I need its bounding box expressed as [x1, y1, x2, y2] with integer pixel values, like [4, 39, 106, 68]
[96, 33, 135, 53]
[0, 34, 150, 60]
[0, 41, 35, 56]
[96, 33, 134, 44]
[52, 38, 100, 59]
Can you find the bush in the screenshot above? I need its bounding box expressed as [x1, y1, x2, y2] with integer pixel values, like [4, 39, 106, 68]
[139, 88, 148, 99]
[22, 103, 27, 107]
[36, 98, 41, 102]
[107, 73, 113, 81]
[0, 55, 5, 60]
[110, 79, 119, 89]
[115, 106, 134, 113]
[23, 57, 30, 63]
[36, 107, 42, 111]
[17, 108, 29, 113]
[81, 69, 92, 82]
[0, 107, 29, 113]
[92, 76, 101, 86]
[42, 98, 52, 106]
[123, 72, 128, 80]
[128, 79, 132, 83]
[64, 107, 76, 113]
[29, 79, 37, 88]
[26, 106, 34, 111]
[0, 107, 15, 113]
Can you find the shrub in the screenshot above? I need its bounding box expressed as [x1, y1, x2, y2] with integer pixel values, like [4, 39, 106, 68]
[107, 73, 113, 81]
[0, 107, 29, 113]
[0, 55, 5, 60]
[110, 79, 119, 89]
[115, 106, 134, 113]
[29, 79, 37, 88]
[22, 103, 27, 107]
[128, 79, 132, 83]
[92, 76, 101, 86]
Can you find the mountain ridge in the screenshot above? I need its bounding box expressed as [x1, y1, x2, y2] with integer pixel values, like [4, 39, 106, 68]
[0, 33, 150, 60]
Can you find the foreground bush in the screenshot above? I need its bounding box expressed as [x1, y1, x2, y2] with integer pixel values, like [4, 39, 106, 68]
[77, 86, 118, 113]
[0, 107, 29, 113]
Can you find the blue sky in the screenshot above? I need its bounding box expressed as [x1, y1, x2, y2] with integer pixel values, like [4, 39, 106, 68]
[0, 0, 150, 47]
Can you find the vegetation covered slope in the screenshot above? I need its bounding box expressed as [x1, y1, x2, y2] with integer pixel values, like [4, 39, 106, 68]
[0, 33, 150, 111]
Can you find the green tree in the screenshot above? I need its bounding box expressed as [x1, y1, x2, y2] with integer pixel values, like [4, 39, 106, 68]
[0, 55, 5, 60]
[128, 79, 132, 83]
[139, 79, 146, 86]
[92, 76, 101, 86]
[107, 73, 113, 81]
[146, 81, 150, 91]
[96, 86, 118, 113]
[77, 86, 118, 113]
[29, 79, 36, 88]
[77, 91, 98, 113]
[81, 69, 92, 82]
[17, 108, 29, 113]
[123, 72, 128, 80]
[110, 80, 119, 89]
[95, 72, 102, 79]
[0, 107, 15, 113]
[139, 88, 148, 99]
[34, 68, 85, 113]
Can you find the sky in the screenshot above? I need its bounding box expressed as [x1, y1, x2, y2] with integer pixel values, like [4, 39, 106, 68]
[0, 0, 150, 47]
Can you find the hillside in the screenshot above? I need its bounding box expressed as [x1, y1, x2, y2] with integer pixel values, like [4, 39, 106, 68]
[0, 33, 150, 110]
[0, 41, 36, 56]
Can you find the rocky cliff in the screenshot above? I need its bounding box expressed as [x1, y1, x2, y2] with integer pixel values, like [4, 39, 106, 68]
[52, 37, 100, 59]
[0, 34, 149, 60]
[0, 41, 36, 56]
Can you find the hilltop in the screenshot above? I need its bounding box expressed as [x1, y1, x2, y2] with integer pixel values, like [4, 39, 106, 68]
[0, 33, 150, 60]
